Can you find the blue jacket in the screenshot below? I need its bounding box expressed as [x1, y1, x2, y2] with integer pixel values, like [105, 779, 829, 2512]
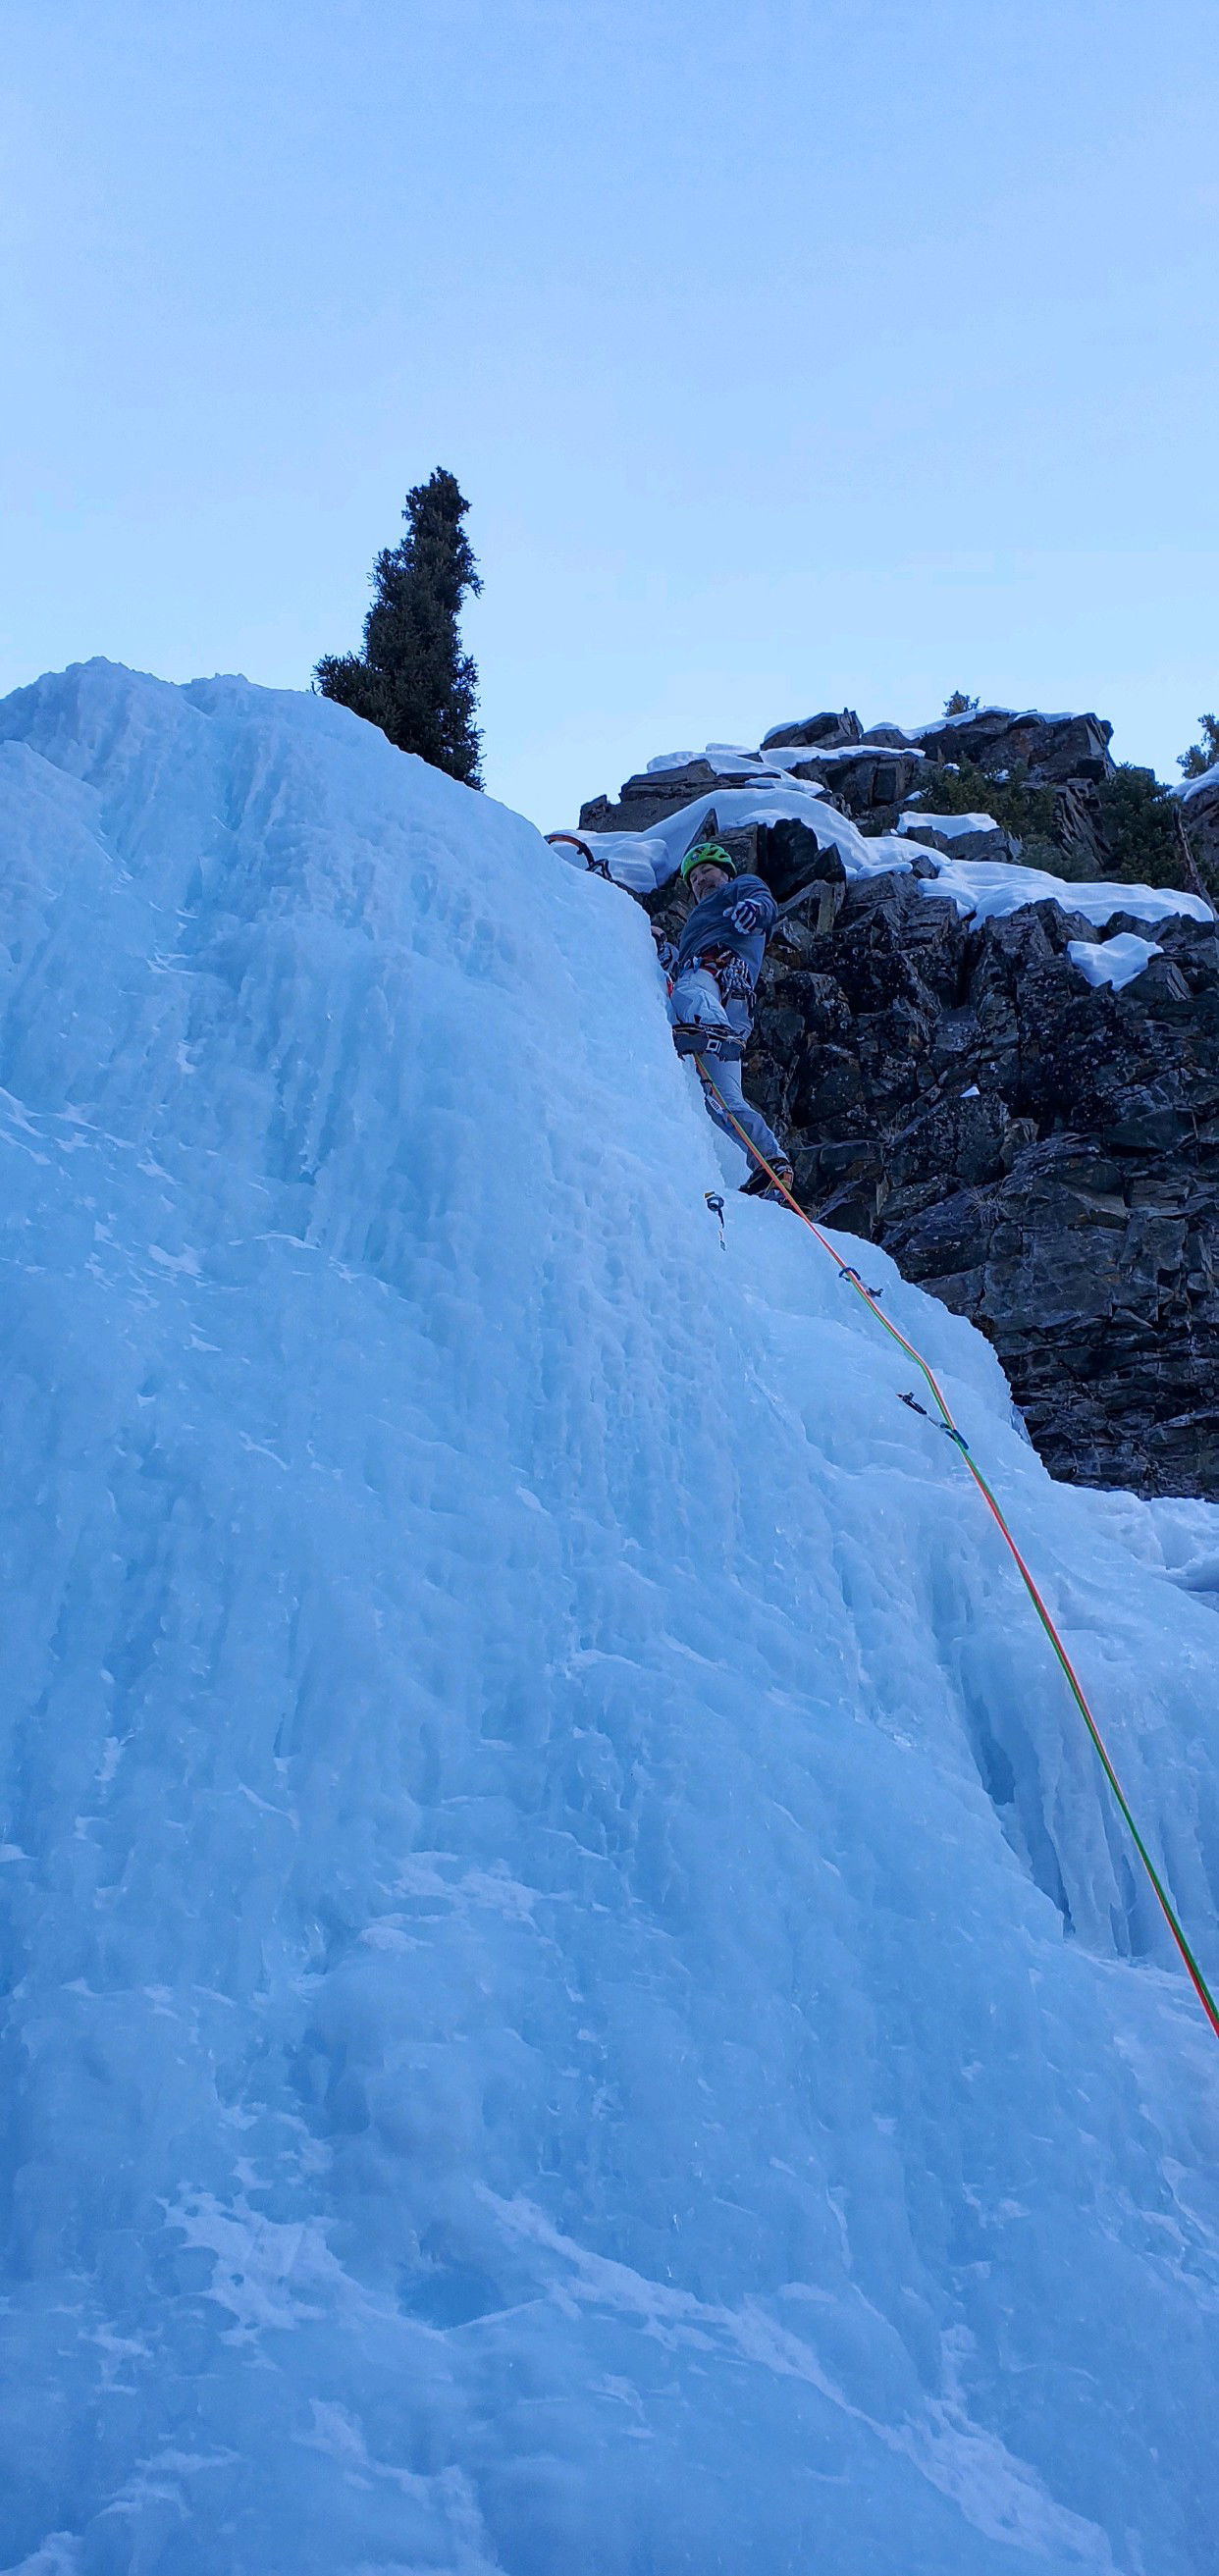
[671, 872, 778, 1006]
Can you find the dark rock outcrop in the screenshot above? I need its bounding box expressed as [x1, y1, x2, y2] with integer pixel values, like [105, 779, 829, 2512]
[899, 817, 1018, 864]
[581, 744, 925, 839]
[788, 747, 926, 818]
[580, 755, 776, 836]
[761, 710, 863, 751]
[574, 699, 1219, 1495]
[707, 814, 847, 904]
[1051, 778, 1106, 871]
[580, 704, 1122, 850]
[645, 861, 1219, 1498]
[914, 708, 1114, 786]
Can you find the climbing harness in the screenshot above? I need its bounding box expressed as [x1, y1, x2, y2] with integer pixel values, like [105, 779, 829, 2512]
[695, 1054, 1219, 2046]
[672, 1022, 744, 1062]
[691, 946, 757, 1010]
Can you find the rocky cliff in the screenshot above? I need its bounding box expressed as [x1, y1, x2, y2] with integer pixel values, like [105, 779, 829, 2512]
[751, 876, 1219, 1498]
[581, 704, 1210, 894]
[579, 708, 1219, 1499]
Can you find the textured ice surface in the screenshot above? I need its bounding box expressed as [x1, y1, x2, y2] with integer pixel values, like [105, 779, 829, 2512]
[1, 662, 1219, 2576]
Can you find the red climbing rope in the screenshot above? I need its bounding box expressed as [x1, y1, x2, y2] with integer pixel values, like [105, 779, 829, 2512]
[695, 1054, 1219, 2045]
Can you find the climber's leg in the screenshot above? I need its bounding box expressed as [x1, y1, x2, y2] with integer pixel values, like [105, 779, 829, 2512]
[698, 1049, 786, 1168]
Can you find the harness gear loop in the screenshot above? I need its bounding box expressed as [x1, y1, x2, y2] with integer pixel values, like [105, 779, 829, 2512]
[691, 1053, 1219, 2047]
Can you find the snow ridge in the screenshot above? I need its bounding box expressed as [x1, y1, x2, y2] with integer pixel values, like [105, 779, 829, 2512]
[568, 770, 1211, 937]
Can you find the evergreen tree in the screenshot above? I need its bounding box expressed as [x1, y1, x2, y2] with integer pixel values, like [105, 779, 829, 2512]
[943, 690, 980, 717]
[1178, 712, 1219, 781]
[316, 469, 483, 786]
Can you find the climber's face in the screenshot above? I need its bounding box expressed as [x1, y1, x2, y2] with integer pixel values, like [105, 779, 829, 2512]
[688, 863, 731, 904]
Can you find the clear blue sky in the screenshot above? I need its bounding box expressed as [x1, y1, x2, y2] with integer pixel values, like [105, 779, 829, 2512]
[3, 0, 1215, 826]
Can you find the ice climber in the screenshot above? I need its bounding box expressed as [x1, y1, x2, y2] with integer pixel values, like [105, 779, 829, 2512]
[655, 840, 795, 1198]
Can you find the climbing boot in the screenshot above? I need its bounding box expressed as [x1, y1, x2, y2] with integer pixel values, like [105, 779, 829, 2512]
[740, 1160, 795, 1202]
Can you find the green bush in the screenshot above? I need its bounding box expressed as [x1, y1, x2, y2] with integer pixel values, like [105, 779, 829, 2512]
[914, 757, 1057, 848]
[1179, 713, 1219, 781]
[1095, 765, 1187, 888]
[909, 756, 1191, 889]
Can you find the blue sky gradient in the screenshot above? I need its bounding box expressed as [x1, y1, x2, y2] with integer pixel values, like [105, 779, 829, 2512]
[3, 0, 1215, 823]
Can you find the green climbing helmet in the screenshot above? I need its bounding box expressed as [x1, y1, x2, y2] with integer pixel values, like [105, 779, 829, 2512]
[680, 841, 736, 882]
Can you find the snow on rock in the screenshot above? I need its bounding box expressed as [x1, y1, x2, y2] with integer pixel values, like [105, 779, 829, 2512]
[559, 783, 1213, 939]
[558, 781, 897, 891]
[908, 705, 1077, 738]
[1, 661, 1219, 2574]
[1068, 932, 1163, 992]
[897, 811, 1016, 863]
[642, 783, 889, 878]
[898, 810, 1002, 840]
[645, 746, 784, 779]
[922, 854, 1212, 930]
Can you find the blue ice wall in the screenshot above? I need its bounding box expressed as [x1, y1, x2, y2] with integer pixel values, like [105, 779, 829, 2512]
[0, 663, 1217, 2575]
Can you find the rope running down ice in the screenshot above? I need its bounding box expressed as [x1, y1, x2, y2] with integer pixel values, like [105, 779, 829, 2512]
[694, 1051, 1219, 2046]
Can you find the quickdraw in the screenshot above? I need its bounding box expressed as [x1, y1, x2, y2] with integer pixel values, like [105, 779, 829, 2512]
[899, 1389, 970, 1452]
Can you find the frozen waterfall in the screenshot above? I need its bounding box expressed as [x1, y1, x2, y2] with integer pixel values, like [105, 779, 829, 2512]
[1, 662, 1217, 2575]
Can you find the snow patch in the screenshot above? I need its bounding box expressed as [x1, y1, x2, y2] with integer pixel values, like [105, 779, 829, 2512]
[923, 857, 1211, 929]
[559, 786, 1212, 936]
[1068, 933, 1163, 992]
[897, 811, 1000, 840]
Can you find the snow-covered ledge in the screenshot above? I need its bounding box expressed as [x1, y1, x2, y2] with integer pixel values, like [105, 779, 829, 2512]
[1067, 932, 1162, 991]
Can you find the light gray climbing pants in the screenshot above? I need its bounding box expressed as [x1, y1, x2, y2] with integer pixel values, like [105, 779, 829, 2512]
[668, 967, 785, 1168]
